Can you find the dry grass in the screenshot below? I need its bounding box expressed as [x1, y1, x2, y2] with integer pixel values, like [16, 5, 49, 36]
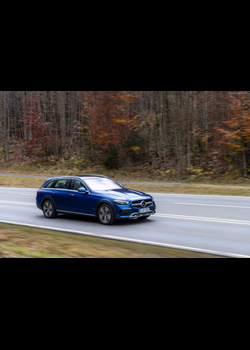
[1, 175, 250, 196]
[127, 183, 250, 196]
[0, 176, 44, 188]
[0, 223, 222, 258]
[1, 161, 250, 196]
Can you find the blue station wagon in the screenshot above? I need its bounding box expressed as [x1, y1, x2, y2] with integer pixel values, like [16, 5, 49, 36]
[36, 175, 156, 225]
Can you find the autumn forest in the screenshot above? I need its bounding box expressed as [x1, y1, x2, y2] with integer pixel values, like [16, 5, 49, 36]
[1, 91, 250, 179]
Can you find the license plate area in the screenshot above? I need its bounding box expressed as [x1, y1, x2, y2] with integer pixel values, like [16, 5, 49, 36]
[139, 208, 151, 213]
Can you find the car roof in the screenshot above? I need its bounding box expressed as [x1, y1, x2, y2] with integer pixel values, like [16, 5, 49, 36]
[77, 174, 107, 178]
[46, 175, 107, 181]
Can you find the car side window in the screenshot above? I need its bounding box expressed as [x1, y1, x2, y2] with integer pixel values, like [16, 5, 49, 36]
[44, 180, 54, 188]
[71, 179, 86, 191]
[53, 179, 71, 189]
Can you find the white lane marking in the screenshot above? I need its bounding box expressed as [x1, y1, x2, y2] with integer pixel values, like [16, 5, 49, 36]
[175, 202, 250, 209]
[0, 220, 97, 236]
[0, 219, 249, 258]
[102, 235, 249, 258]
[0, 200, 249, 226]
[155, 213, 250, 225]
[18, 194, 35, 196]
[0, 200, 35, 206]
[0, 187, 36, 191]
[0, 192, 35, 196]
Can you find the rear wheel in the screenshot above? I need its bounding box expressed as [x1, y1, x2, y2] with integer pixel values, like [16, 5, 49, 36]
[98, 204, 115, 225]
[43, 200, 57, 219]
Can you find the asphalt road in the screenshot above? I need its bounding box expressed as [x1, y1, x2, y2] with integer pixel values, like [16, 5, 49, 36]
[1, 187, 250, 257]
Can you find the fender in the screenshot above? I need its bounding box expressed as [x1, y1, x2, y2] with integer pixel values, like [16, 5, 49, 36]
[95, 199, 116, 217]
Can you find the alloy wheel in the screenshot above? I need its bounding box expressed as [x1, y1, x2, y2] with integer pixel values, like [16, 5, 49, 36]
[43, 201, 54, 218]
[99, 205, 112, 224]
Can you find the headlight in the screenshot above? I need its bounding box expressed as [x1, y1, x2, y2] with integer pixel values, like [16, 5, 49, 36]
[113, 200, 130, 205]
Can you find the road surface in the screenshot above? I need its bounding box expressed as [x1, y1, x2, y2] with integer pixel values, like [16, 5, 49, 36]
[1, 187, 250, 257]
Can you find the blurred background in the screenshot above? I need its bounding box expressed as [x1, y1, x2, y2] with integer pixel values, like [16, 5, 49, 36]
[0, 91, 250, 182]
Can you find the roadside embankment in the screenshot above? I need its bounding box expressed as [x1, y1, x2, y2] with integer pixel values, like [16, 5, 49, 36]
[1, 174, 250, 196]
[0, 223, 223, 258]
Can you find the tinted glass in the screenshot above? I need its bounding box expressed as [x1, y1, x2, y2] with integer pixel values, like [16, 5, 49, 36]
[52, 179, 71, 189]
[83, 178, 121, 191]
[44, 180, 54, 188]
[71, 179, 85, 191]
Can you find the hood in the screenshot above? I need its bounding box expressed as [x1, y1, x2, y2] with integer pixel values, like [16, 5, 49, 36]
[95, 188, 151, 200]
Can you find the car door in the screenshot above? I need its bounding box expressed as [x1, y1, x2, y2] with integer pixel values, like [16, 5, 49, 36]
[68, 179, 96, 215]
[50, 178, 72, 211]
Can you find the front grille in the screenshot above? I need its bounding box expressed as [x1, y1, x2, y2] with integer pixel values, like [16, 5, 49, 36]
[132, 199, 153, 208]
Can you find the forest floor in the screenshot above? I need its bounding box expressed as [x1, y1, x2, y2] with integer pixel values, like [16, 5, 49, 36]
[0, 223, 223, 258]
[1, 162, 250, 196]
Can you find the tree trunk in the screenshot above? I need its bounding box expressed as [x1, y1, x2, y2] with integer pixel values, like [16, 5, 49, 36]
[242, 140, 247, 177]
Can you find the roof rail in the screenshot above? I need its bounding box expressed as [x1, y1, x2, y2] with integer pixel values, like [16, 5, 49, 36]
[76, 174, 107, 178]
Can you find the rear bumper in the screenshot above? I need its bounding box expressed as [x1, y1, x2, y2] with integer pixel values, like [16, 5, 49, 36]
[36, 197, 42, 210]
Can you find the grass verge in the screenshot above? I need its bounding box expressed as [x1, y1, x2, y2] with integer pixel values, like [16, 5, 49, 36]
[2, 162, 250, 185]
[1, 175, 250, 196]
[0, 176, 44, 188]
[129, 184, 250, 196]
[0, 223, 223, 258]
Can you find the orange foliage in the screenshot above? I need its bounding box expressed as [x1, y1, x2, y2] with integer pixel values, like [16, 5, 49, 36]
[85, 91, 137, 150]
[22, 93, 55, 157]
[218, 93, 250, 152]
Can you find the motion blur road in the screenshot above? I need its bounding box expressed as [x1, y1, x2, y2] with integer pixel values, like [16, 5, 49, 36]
[1, 187, 250, 257]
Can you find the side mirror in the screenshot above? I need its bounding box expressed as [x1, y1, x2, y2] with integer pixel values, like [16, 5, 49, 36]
[78, 187, 88, 194]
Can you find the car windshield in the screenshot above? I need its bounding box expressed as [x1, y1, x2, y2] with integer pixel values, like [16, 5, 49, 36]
[82, 178, 121, 191]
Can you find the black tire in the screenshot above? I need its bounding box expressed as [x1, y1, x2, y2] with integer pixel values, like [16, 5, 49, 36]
[43, 200, 57, 219]
[98, 203, 115, 225]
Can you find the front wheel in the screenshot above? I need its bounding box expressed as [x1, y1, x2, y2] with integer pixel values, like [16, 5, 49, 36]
[98, 204, 115, 225]
[43, 200, 57, 219]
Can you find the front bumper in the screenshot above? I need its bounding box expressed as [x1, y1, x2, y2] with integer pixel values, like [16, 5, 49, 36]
[114, 202, 156, 220]
[129, 210, 155, 219]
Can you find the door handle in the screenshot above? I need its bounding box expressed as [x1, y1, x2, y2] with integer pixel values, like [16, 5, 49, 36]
[70, 193, 74, 197]
[51, 192, 55, 195]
